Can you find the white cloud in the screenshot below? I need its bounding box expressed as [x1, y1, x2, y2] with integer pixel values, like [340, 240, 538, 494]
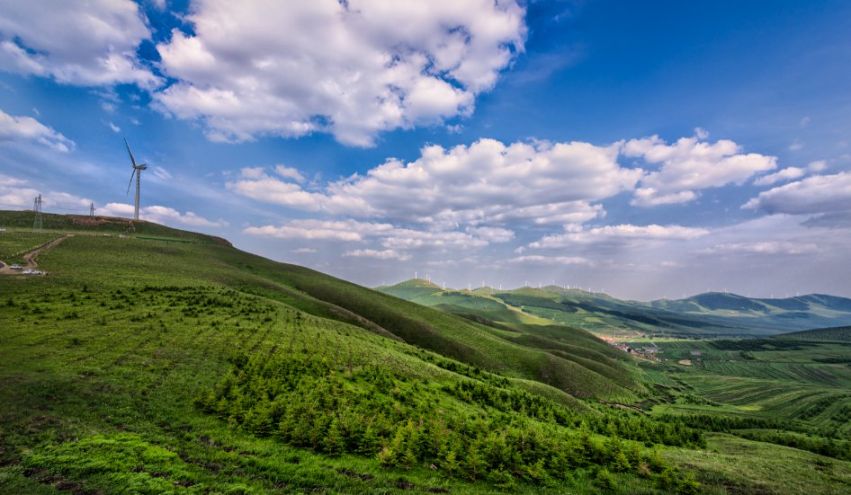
[0, 173, 91, 211]
[227, 170, 328, 211]
[292, 247, 317, 254]
[344, 249, 411, 261]
[528, 224, 709, 249]
[624, 134, 777, 206]
[379, 228, 492, 250]
[0, 0, 158, 88]
[230, 138, 639, 227]
[97, 202, 227, 228]
[153, 0, 526, 145]
[743, 172, 851, 216]
[238, 167, 266, 179]
[631, 188, 696, 206]
[466, 226, 514, 243]
[275, 165, 305, 183]
[807, 160, 827, 173]
[484, 201, 605, 225]
[753, 167, 805, 186]
[702, 241, 819, 256]
[244, 219, 394, 242]
[243, 217, 511, 253]
[508, 255, 592, 265]
[107, 121, 121, 133]
[0, 108, 75, 152]
[789, 139, 804, 151]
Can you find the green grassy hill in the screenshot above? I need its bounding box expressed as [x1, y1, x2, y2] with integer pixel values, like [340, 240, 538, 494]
[3, 211, 850, 494]
[1, 215, 641, 402]
[378, 281, 637, 392]
[1, 211, 698, 494]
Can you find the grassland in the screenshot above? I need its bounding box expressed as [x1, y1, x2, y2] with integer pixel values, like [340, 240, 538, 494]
[0, 212, 710, 494]
[0, 231, 61, 264]
[2, 211, 849, 494]
[383, 282, 851, 493]
[630, 333, 851, 490]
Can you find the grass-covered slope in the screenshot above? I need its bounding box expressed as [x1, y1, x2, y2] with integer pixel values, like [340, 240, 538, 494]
[0, 213, 641, 402]
[3, 212, 713, 494]
[379, 281, 640, 394]
[4, 211, 850, 494]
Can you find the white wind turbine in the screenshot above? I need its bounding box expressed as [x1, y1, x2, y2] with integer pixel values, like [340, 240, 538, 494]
[124, 138, 148, 221]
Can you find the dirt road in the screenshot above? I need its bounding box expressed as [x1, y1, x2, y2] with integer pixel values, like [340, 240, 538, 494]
[0, 234, 72, 275]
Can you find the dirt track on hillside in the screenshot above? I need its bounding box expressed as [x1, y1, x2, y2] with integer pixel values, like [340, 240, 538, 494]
[0, 234, 72, 275]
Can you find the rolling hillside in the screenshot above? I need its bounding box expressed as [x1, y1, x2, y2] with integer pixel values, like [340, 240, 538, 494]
[3, 211, 850, 494]
[0, 213, 640, 402]
[1, 211, 689, 494]
[380, 281, 851, 337]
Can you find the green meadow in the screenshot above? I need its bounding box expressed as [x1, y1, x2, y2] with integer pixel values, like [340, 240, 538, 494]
[1, 212, 850, 494]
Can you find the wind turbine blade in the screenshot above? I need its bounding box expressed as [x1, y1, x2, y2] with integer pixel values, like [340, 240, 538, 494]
[124, 138, 137, 168]
[126, 169, 136, 195]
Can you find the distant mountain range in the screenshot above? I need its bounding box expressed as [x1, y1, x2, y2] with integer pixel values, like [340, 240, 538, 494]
[378, 280, 851, 337]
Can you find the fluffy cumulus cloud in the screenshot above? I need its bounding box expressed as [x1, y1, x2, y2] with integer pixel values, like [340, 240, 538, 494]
[527, 224, 709, 249]
[0, 108, 75, 152]
[743, 172, 851, 226]
[624, 133, 777, 206]
[243, 218, 513, 257]
[97, 202, 227, 228]
[153, 0, 526, 145]
[232, 134, 807, 265]
[753, 167, 806, 186]
[231, 138, 638, 226]
[0, 0, 158, 88]
[243, 219, 395, 242]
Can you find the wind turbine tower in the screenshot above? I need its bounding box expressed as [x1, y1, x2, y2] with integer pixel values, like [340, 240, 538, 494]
[124, 138, 147, 221]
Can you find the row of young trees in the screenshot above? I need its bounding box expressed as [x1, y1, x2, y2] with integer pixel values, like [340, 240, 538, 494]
[662, 412, 851, 461]
[445, 380, 704, 448]
[195, 352, 701, 492]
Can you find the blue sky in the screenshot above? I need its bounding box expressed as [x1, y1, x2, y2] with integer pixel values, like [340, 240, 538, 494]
[1, 0, 850, 299]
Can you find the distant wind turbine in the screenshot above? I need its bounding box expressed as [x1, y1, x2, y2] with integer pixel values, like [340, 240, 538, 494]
[124, 138, 147, 221]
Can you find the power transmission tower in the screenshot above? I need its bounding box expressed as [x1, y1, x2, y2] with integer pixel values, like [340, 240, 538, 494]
[32, 194, 43, 231]
[90, 202, 95, 217]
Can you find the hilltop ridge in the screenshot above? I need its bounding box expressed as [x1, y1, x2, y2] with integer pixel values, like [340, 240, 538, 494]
[380, 280, 851, 337]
